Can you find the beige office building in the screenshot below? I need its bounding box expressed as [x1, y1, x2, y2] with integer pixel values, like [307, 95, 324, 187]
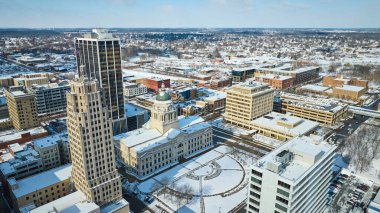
[5, 87, 39, 130]
[224, 81, 274, 130]
[279, 93, 348, 126]
[66, 77, 122, 206]
[8, 164, 72, 212]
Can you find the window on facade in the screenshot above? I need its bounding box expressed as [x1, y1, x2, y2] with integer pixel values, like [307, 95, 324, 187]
[278, 181, 291, 190]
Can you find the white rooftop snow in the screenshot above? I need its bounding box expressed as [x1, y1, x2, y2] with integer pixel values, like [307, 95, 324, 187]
[252, 112, 319, 136]
[11, 164, 72, 198]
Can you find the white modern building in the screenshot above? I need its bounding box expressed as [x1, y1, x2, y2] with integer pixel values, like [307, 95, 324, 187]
[114, 86, 213, 180]
[123, 82, 147, 100]
[251, 112, 319, 142]
[247, 136, 336, 213]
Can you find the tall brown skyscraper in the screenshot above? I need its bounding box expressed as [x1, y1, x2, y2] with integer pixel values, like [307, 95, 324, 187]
[74, 29, 126, 134]
[66, 77, 122, 205]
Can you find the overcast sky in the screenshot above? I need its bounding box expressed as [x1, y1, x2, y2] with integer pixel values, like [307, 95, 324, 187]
[0, 0, 379, 28]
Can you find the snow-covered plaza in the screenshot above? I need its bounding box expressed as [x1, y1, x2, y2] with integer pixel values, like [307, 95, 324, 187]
[135, 145, 256, 213]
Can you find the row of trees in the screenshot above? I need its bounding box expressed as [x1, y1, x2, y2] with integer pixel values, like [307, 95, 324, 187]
[150, 177, 195, 210]
[343, 125, 380, 173]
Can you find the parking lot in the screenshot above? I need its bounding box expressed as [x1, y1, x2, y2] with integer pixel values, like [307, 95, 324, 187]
[328, 172, 373, 213]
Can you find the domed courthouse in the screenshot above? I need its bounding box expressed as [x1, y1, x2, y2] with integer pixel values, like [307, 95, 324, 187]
[114, 86, 214, 180]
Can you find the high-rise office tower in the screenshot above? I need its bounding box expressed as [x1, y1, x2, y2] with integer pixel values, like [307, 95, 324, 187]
[66, 77, 122, 205]
[247, 137, 336, 213]
[74, 29, 126, 134]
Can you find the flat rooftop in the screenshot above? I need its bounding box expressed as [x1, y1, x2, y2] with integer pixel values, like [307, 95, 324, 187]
[301, 84, 330, 92]
[0, 127, 47, 143]
[335, 85, 366, 92]
[257, 136, 334, 182]
[125, 103, 147, 118]
[33, 133, 68, 148]
[258, 73, 294, 80]
[11, 164, 72, 198]
[281, 92, 347, 113]
[252, 112, 319, 136]
[29, 190, 95, 213]
[30, 190, 129, 213]
[11, 90, 26, 96]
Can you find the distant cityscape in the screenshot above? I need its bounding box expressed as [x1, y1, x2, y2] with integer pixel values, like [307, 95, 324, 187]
[0, 25, 379, 213]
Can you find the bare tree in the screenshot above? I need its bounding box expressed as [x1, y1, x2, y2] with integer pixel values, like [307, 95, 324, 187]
[182, 183, 194, 204]
[160, 176, 170, 198]
[344, 125, 380, 173]
[173, 185, 186, 212]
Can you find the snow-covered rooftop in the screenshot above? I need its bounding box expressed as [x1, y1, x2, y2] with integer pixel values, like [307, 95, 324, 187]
[115, 115, 210, 153]
[257, 136, 334, 182]
[32, 133, 68, 148]
[281, 92, 347, 113]
[11, 164, 72, 198]
[0, 127, 47, 143]
[301, 84, 330, 92]
[252, 112, 319, 136]
[335, 84, 366, 92]
[29, 190, 95, 213]
[125, 103, 147, 118]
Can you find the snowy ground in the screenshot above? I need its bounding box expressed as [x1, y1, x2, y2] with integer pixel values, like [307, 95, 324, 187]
[348, 157, 380, 186]
[135, 145, 252, 213]
[123, 68, 190, 81]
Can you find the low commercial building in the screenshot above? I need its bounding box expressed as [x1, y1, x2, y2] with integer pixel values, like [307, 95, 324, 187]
[332, 85, 367, 101]
[30, 190, 130, 213]
[323, 75, 368, 88]
[299, 84, 367, 102]
[0, 127, 48, 149]
[123, 82, 147, 100]
[137, 77, 170, 92]
[203, 93, 226, 114]
[224, 81, 274, 130]
[247, 136, 336, 213]
[278, 93, 348, 126]
[171, 87, 197, 101]
[209, 77, 232, 89]
[298, 84, 330, 95]
[5, 86, 39, 130]
[254, 74, 294, 90]
[28, 82, 70, 115]
[115, 88, 213, 180]
[0, 145, 43, 181]
[135, 94, 155, 108]
[8, 164, 72, 212]
[32, 136, 61, 171]
[251, 112, 319, 142]
[253, 66, 320, 85]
